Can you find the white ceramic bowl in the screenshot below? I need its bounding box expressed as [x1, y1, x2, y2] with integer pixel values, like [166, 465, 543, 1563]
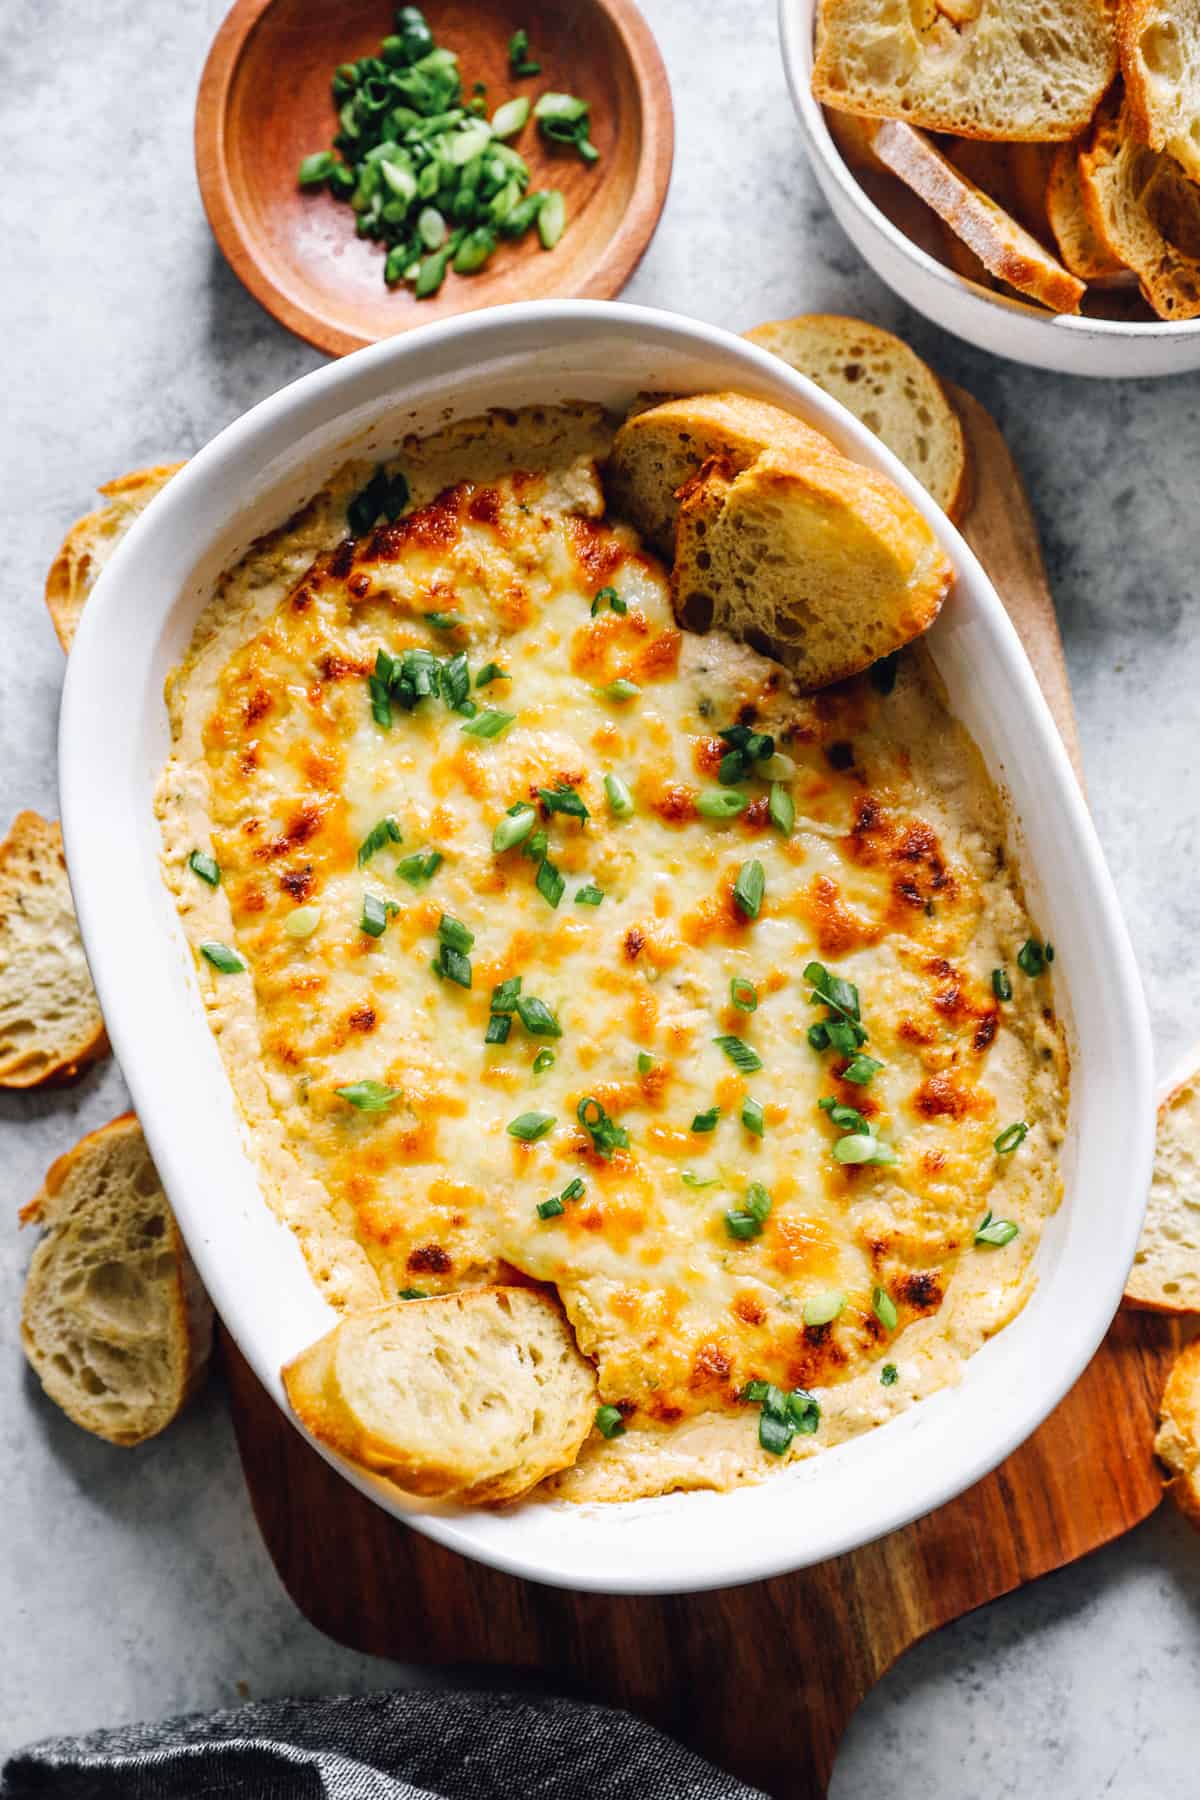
[59, 301, 1152, 1593]
[780, 0, 1200, 378]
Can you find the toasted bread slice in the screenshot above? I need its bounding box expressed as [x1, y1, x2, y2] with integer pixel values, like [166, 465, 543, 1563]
[283, 1287, 598, 1505]
[1125, 1062, 1200, 1313]
[944, 138, 1057, 244]
[1079, 98, 1200, 318]
[1121, 0, 1200, 182]
[44, 463, 183, 652]
[812, 0, 1119, 141]
[745, 314, 969, 520]
[1047, 139, 1133, 278]
[872, 120, 1088, 312]
[20, 1114, 212, 1446]
[604, 392, 839, 560]
[671, 446, 952, 690]
[1156, 1337, 1200, 1527]
[0, 811, 108, 1088]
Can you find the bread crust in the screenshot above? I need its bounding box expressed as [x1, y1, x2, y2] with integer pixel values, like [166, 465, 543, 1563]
[0, 810, 109, 1088]
[872, 121, 1087, 312]
[1120, 0, 1200, 181]
[1156, 1336, 1200, 1526]
[1124, 1060, 1200, 1314]
[44, 463, 184, 652]
[1078, 97, 1200, 319]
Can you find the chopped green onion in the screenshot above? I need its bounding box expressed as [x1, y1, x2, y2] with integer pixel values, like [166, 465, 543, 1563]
[536, 1196, 564, 1220]
[768, 784, 795, 835]
[872, 1286, 899, 1332]
[435, 944, 472, 987]
[508, 27, 541, 76]
[819, 1097, 871, 1135]
[507, 1111, 555, 1142]
[396, 849, 442, 885]
[725, 1181, 772, 1240]
[298, 150, 338, 188]
[691, 1106, 720, 1133]
[561, 1178, 585, 1202]
[574, 883, 604, 906]
[490, 976, 522, 1013]
[730, 976, 757, 1012]
[760, 752, 797, 780]
[604, 772, 635, 818]
[786, 1389, 821, 1435]
[696, 789, 748, 820]
[284, 905, 322, 940]
[733, 860, 765, 920]
[461, 708, 515, 738]
[594, 1404, 625, 1439]
[537, 188, 567, 248]
[491, 96, 530, 139]
[841, 1053, 883, 1085]
[336, 1080, 401, 1111]
[347, 466, 409, 536]
[803, 1289, 845, 1327]
[417, 205, 446, 248]
[357, 815, 403, 865]
[745, 1182, 771, 1221]
[515, 995, 561, 1037]
[832, 1134, 897, 1166]
[975, 1209, 1020, 1247]
[724, 1210, 761, 1241]
[880, 1363, 899, 1386]
[637, 1051, 655, 1074]
[590, 585, 623, 615]
[992, 967, 1013, 1002]
[681, 1168, 719, 1187]
[475, 662, 508, 687]
[534, 93, 598, 162]
[535, 858, 565, 908]
[714, 1034, 763, 1074]
[200, 941, 246, 973]
[596, 678, 639, 703]
[440, 652, 471, 712]
[741, 1096, 765, 1136]
[438, 914, 474, 952]
[532, 1048, 555, 1074]
[1017, 938, 1049, 977]
[493, 805, 536, 852]
[398, 1287, 427, 1301]
[539, 782, 589, 820]
[484, 1013, 511, 1045]
[188, 850, 220, 886]
[577, 1095, 629, 1159]
[994, 1121, 1029, 1154]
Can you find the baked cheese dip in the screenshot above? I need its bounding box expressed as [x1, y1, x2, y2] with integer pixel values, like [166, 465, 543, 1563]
[156, 404, 1068, 1503]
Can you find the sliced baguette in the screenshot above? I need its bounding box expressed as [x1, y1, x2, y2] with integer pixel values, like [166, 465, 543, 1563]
[0, 811, 108, 1088]
[1079, 98, 1200, 318]
[671, 445, 952, 689]
[283, 1287, 598, 1505]
[1156, 1337, 1200, 1527]
[20, 1114, 213, 1446]
[1121, 0, 1200, 182]
[811, 0, 1119, 142]
[944, 138, 1057, 244]
[872, 121, 1088, 312]
[1047, 138, 1133, 278]
[744, 314, 970, 520]
[44, 463, 183, 651]
[1125, 1062, 1200, 1312]
[604, 392, 840, 560]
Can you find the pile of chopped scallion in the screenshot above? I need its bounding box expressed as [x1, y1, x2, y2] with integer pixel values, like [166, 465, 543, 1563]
[297, 8, 598, 296]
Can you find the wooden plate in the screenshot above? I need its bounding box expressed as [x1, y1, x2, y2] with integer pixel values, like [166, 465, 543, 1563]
[196, 0, 674, 357]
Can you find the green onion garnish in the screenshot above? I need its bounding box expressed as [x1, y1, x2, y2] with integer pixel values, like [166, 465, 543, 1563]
[357, 816, 403, 866]
[535, 858, 565, 909]
[360, 892, 396, 938]
[188, 850, 220, 886]
[539, 782, 589, 820]
[284, 905, 322, 940]
[515, 995, 561, 1037]
[491, 96, 530, 139]
[768, 784, 795, 835]
[508, 26, 541, 76]
[398, 1287, 427, 1300]
[484, 1013, 511, 1045]
[425, 611, 462, 631]
[491, 976, 522, 1012]
[396, 848, 442, 886]
[741, 1096, 765, 1136]
[507, 1111, 555, 1142]
[741, 1381, 819, 1455]
[200, 941, 245, 973]
[440, 652, 471, 712]
[637, 1051, 654, 1073]
[733, 861, 765, 920]
[993, 1121, 1029, 1154]
[595, 1404, 625, 1439]
[596, 678, 639, 703]
[691, 1106, 720, 1133]
[537, 188, 567, 249]
[991, 967, 1013, 1002]
[975, 1209, 1020, 1247]
[536, 1196, 564, 1220]
[299, 150, 337, 188]
[832, 1134, 897, 1166]
[841, 1053, 883, 1085]
[346, 466, 409, 537]
[604, 773, 635, 818]
[532, 1048, 555, 1074]
[880, 1363, 899, 1386]
[803, 1289, 845, 1327]
[336, 1080, 401, 1111]
[438, 915, 475, 953]
[493, 805, 536, 852]
[730, 976, 757, 1012]
[577, 1095, 630, 1159]
[714, 1034, 762, 1075]
[461, 708, 515, 739]
[681, 1168, 718, 1187]
[696, 789, 748, 820]
[872, 1286, 898, 1332]
[574, 883, 604, 906]
[535, 91, 599, 163]
[1017, 938, 1049, 977]
[725, 1180, 771, 1240]
[562, 1178, 585, 1202]
[590, 585, 620, 615]
[475, 662, 508, 687]
[435, 945, 471, 987]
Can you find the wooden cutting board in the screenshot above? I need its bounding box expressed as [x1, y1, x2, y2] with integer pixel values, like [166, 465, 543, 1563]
[223, 388, 1183, 1798]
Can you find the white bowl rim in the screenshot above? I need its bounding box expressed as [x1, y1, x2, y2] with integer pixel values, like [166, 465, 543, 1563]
[57, 298, 1154, 1594]
[778, 0, 1200, 346]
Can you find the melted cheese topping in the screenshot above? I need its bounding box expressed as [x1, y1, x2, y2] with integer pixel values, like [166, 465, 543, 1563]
[157, 407, 1068, 1502]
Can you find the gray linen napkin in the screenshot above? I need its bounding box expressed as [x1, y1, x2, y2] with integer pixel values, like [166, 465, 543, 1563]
[1, 1690, 768, 1798]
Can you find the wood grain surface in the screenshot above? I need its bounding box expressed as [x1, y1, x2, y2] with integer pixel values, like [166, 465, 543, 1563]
[195, 0, 674, 356]
[224, 390, 1180, 1798]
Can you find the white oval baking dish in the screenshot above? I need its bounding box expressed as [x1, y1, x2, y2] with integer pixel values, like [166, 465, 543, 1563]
[779, 0, 1200, 379]
[58, 301, 1152, 1593]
